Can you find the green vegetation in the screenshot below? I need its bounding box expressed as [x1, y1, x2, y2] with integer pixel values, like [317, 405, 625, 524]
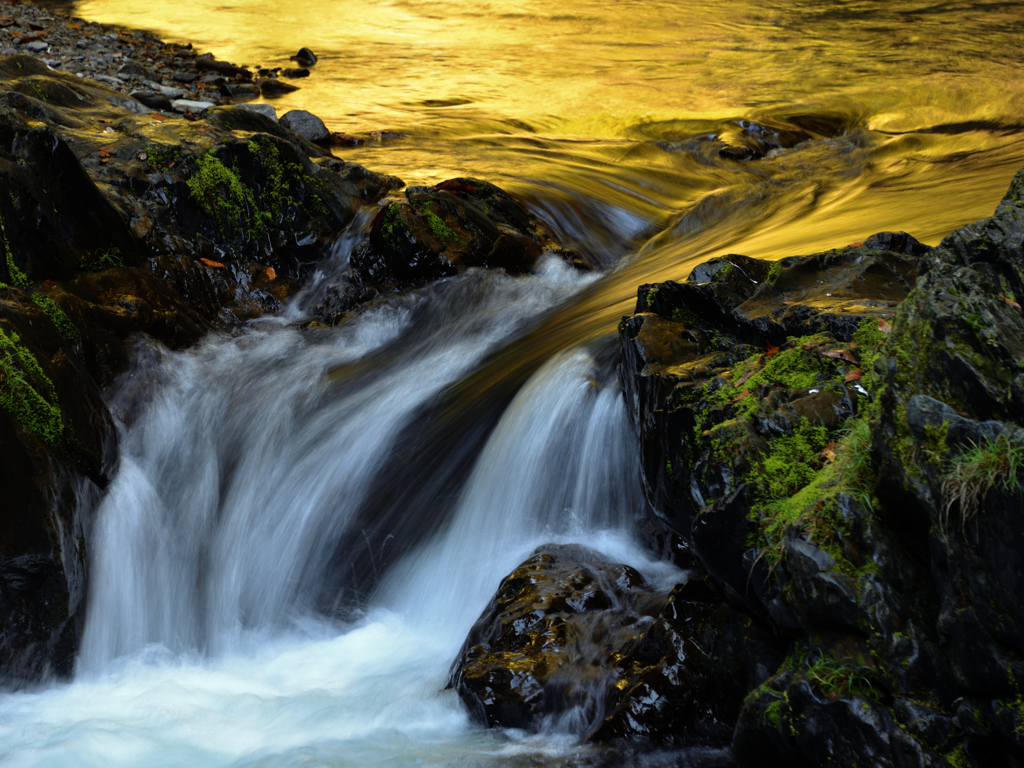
[188, 139, 327, 240]
[942, 434, 1024, 532]
[765, 259, 783, 285]
[0, 327, 63, 446]
[31, 294, 81, 347]
[187, 148, 260, 239]
[759, 419, 830, 503]
[646, 286, 659, 308]
[804, 653, 877, 699]
[752, 416, 878, 575]
[144, 143, 180, 170]
[1, 210, 30, 287]
[80, 247, 124, 272]
[424, 210, 460, 245]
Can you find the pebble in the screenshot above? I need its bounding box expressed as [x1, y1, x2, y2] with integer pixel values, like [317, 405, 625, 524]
[171, 98, 215, 112]
[26, 40, 48, 52]
[290, 47, 316, 67]
[143, 80, 185, 99]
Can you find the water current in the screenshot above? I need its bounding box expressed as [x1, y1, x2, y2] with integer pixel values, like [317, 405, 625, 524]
[3, 0, 1024, 765]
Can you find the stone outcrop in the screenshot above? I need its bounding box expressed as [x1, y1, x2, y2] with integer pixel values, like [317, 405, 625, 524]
[453, 168, 1024, 767]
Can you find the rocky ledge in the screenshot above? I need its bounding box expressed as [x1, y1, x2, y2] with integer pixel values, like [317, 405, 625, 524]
[452, 170, 1024, 767]
[0, 40, 573, 682]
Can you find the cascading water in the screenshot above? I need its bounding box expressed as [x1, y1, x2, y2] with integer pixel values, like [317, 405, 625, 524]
[0, 242, 686, 766]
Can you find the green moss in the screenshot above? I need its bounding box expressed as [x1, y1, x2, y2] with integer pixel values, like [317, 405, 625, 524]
[760, 420, 830, 502]
[765, 259, 783, 285]
[739, 338, 835, 397]
[752, 418, 880, 576]
[943, 745, 971, 768]
[380, 202, 403, 245]
[424, 210, 460, 245]
[145, 144, 179, 170]
[187, 148, 261, 239]
[646, 286, 659, 308]
[31, 294, 81, 347]
[764, 699, 782, 729]
[0, 327, 63, 446]
[0, 210, 30, 287]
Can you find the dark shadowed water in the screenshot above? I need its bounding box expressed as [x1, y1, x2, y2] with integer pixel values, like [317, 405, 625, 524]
[2, 1, 1023, 765]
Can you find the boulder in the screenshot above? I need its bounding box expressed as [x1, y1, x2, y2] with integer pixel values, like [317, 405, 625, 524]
[449, 544, 780, 747]
[280, 109, 330, 143]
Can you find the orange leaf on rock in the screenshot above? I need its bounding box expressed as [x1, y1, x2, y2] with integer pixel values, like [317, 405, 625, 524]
[821, 442, 838, 463]
[999, 293, 1021, 309]
[848, 242, 864, 248]
[821, 349, 858, 363]
[878, 318, 892, 334]
[731, 389, 750, 404]
[844, 369, 863, 382]
[735, 369, 757, 387]
[266, 266, 276, 280]
[766, 343, 780, 359]
[200, 258, 226, 268]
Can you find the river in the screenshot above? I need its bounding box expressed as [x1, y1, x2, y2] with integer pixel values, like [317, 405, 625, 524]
[2, 0, 1023, 765]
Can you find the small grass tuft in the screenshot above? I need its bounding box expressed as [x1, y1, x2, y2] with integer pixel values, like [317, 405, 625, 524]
[942, 434, 1024, 533]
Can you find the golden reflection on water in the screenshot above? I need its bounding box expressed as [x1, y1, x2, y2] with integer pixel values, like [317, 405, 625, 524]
[67, 0, 1024, 322]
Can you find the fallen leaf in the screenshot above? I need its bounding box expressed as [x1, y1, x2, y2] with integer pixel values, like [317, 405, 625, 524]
[735, 369, 757, 387]
[150, 112, 166, 122]
[821, 442, 838, 463]
[42, 279, 56, 289]
[766, 343, 780, 359]
[266, 266, 276, 280]
[999, 293, 1021, 309]
[848, 242, 864, 248]
[137, 152, 147, 161]
[844, 369, 864, 382]
[781, 300, 795, 306]
[731, 389, 750, 404]
[0, 16, 14, 27]
[200, 258, 226, 268]
[821, 349, 858, 363]
[878, 318, 892, 334]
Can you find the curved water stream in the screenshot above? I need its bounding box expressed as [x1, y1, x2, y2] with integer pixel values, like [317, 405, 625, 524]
[3, 0, 1024, 765]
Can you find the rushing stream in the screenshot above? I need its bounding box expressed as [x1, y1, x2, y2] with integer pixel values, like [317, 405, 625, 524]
[3, 0, 1024, 765]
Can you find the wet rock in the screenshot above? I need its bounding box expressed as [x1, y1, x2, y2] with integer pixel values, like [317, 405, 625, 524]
[449, 544, 780, 747]
[314, 177, 581, 323]
[281, 68, 310, 78]
[259, 78, 299, 95]
[280, 109, 330, 143]
[237, 103, 277, 120]
[170, 98, 214, 112]
[131, 90, 172, 110]
[290, 47, 317, 67]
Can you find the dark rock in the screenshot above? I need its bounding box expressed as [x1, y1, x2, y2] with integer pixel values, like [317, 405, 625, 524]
[449, 544, 780, 746]
[130, 90, 172, 110]
[315, 177, 581, 324]
[259, 78, 299, 95]
[280, 109, 330, 143]
[171, 70, 198, 83]
[281, 68, 309, 78]
[290, 47, 317, 67]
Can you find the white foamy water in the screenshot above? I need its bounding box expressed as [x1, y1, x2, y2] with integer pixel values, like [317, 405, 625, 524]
[0, 253, 685, 767]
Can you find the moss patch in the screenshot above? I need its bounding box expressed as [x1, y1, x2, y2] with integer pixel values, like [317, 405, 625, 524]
[0, 326, 63, 446]
[31, 294, 80, 347]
